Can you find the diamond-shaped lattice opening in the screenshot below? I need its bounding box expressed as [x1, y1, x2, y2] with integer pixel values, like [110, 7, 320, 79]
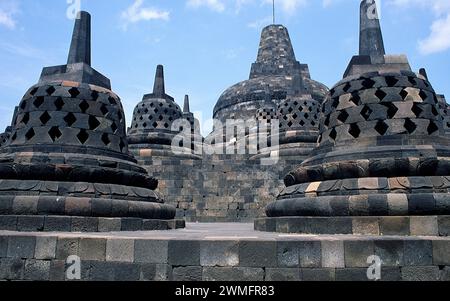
[21, 112, 30, 125]
[384, 103, 399, 119]
[139, 116, 144, 121]
[337, 110, 349, 123]
[64, 112, 77, 126]
[20, 100, 27, 110]
[419, 90, 428, 101]
[329, 128, 337, 140]
[159, 103, 163, 107]
[432, 106, 439, 116]
[375, 120, 389, 135]
[77, 129, 89, 144]
[400, 89, 408, 100]
[350, 93, 361, 106]
[360, 105, 373, 121]
[304, 113, 309, 119]
[349, 123, 361, 138]
[48, 126, 62, 142]
[164, 109, 168, 114]
[111, 122, 118, 133]
[108, 96, 117, 105]
[292, 113, 298, 119]
[25, 128, 35, 140]
[288, 121, 294, 127]
[159, 115, 164, 121]
[33, 96, 45, 108]
[332, 98, 339, 109]
[68, 87, 80, 98]
[408, 77, 417, 86]
[299, 120, 305, 126]
[91, 90, 99, 101]
[404, 118, 417, 134]
[79, 100, 89, 113]
[324, 115, 331, 127]
[40, 111, 51, 125]
[164, 123, 169, 128]
[119, 139, 125, 151]
[101, 133, 111, 146]
[150, 103, 154, 107]
[29, 87, 38, 96]
[97, 104, 107, 116]
[288, 107, 293, 113]
[385, 76, 399, 87]
[88, 116, 100, 130]
[428, 121, 439, 135]
[149, 115, 153, 120]
[143, 123, 148, 128]
[375, 90, 387, 101]
[46, 86, 56, 96]
[54, 97, 64, 110]
[412, 103, 423, 117]
[362, 78, 375, 89]
[343, 82, 351, 92]
[154, 108, 159, 114]
[11, 132, 17, 141]
[144, 108, 149, 114]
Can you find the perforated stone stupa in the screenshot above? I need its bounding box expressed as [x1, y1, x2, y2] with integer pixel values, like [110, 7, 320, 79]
[0, 12, 183, 232]
[256, 0, 450, 235]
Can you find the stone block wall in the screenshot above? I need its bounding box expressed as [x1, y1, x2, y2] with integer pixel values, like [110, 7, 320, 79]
[138, 155, 302, 222]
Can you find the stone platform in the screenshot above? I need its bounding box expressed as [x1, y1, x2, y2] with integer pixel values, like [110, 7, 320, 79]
[0, 223, 449, 281]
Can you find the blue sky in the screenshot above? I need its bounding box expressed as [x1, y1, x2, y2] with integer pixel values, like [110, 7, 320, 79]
[0, 0, 449, 134]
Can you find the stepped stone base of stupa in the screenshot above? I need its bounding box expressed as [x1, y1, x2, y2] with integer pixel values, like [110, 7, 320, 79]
[0, 223, 449, 281]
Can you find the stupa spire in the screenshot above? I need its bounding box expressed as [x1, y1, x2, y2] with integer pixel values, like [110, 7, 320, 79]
[67, 11, 91, 65]
[153, 65, 166, 97]
[359, 0, 385, 57]
[183, 95, 190, 113]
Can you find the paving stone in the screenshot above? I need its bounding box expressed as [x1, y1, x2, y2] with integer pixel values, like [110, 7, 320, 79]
[322, 241, 345, 268]
[299, 241, 322, 268]
[55, 238, 79, 260]
[266, 268, 300, 281]
[98, 218, 121, 232]
[134, 240, 168, 264]
[301, 268, 335, 281]
[35, 236, 57, 260]
[375, 240, 404, 266]
[380, 217, 410, 236]
[0, 236, 7, 257]
[202, 267, 264, 281]
[45, 216, 72, 232]
[17, 216, 45, 232]
[200, 241, 239, 267]
[401, 266, 440, 281]
[7, 236, 36, 259]
[239, 241, 277, 268]
[24, 259, 51, 280]
[336, 268, 369, 281]
[49, 260, 65, 281]
[277, 241, 299, 267]
[403, 240, 432, 266]
[0, 216, 17, 231]
[168, 240, 200, 266]
[173, 266, 203, 281]
[438, 216, 450, 236]
[79, 238, 106, 261]
[0, 258, 25, 280]
[344, 240, 375, 267]
[409, 216, 438, 236]
[106, 239, 134, 262]
[432, 241, 450, 265]
[71, 217, 98, 232]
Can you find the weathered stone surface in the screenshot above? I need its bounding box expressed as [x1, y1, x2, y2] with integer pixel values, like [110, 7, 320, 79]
[7, 236, 35, 259]
[344, 241, 374, 267]
[321, 241, 345, 268]
[401, 266, 440, 281]
[134, 240, 168, 264]
[173, 266, 203, 281]
[433, 241, 450, 265]
[266, 268, 300, 281]
[106, 239, 134, 263]
[24, 259, 51, 281]
[35, 236, 57, 260]
[200, 241, 239, 267]
[239, 241, 277, 268]
[79, 238, 106, 261]
[202, 267, 264, 281]
[168, 241, 200, 266]
[56, 238, 79, 260]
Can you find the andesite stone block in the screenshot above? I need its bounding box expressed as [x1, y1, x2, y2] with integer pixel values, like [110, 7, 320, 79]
[401, 266, 440, 281]
[374, 240, 404, 266]
[202, 267, 264, 281]
[321, 241, 345, 268]
[335, 268, 369, 281]
[7, 236, 36, 259]
[0, 258, 25, 280]
[239, 241, 277, 268]
[168, 240, 200, 266]
[403, 240, 433, 266]
[200, 241, 239, 267]
[17, 216, 45, 232]
[106, 239, 134, 263]
[299, 241, 322, 268]
[172, 266, 203, 281]
[277, 241, 299, 267]
[79, 238, 106, 261]
[134, 240, 168, 264]
[56, 237, 79, 260]
[432, 241, 450, 265]
[266, 268, 300, 281]
[35, 236, 57, 260]
[344, 240, 375, 267]
[301, 268, 335, 281]
[24, 259, 51, 281]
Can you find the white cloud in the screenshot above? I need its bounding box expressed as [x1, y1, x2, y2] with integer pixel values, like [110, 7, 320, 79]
[121, 0, 170, 30]
[264, 0, 308, 14]
[187, 0, 226, 12]
[389, 0, 450, 55]
[0, 0, 19, 29]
